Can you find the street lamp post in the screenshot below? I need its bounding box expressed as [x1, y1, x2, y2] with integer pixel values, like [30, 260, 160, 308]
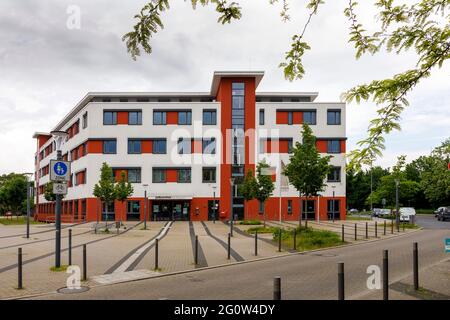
[212, 185, 217, 224]
[143, 184, 149, 230]
[51, 130, 68, 268]
[332, 185, 336, 222]
[395, 178, 400, 231]
[23, 173, 33, 239]
[230, 178, 235, 237]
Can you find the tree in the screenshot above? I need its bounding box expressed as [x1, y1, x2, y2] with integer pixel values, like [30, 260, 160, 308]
[283, 124, 331, 223]
[0, 174, 28, 215]
[238, 169, 258, 222]
[420, 138, 450, 206]
[124, 1, 449, 169]
[115, 171, 134, 224]
[255, 160, 275, 228]
[93, 163, 117, 231]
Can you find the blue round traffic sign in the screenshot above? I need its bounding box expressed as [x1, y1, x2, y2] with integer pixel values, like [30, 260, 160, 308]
[53, 162, 68, 176]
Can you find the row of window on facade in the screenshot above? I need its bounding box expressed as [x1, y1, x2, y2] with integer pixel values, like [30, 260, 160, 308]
[113, 167, 216, 184]
[102, 138, 217, 155]
[102, 109, 341, 126]
[103, 110, 217, 126]
[259, 109, 341, 126]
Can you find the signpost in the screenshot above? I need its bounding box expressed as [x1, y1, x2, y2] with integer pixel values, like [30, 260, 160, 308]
[50, 159, 71, 268]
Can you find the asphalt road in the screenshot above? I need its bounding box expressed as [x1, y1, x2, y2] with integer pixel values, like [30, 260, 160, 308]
[32, 227, 450, 300]
[415, 214, 450, 230]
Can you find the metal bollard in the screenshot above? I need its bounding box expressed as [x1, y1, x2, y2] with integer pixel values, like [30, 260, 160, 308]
[194, 235, 198, 265]
[293, 229, 297, 251]
[338, 262, 345, 300]
[278, 229, 282, 252]
[365, 222, 368, 239]
[384, 221, 386, 236]
[383, 249, 389, 300]
[255, 231, 258, 256]
[413, 242, 419, 290]
[341, 224, 344, 243]
[354, 223, 357, 241]
[18, 248, 23, 289]
[68, 229, 72, 266]
[391, 220, 394, 234]
[155, 238, 159, 270]
[82, 244, 87, 281]
[403, 222, 405, 232]
[227, 233, 231, 260]
[273, 276, 281, 300]
[375, 222, 378, 238]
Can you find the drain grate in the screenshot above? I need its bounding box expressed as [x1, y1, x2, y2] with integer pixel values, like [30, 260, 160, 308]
[57, 286, 90, 294]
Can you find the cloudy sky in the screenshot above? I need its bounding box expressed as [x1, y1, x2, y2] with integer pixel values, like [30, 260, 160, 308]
[0, 0, 448, 175]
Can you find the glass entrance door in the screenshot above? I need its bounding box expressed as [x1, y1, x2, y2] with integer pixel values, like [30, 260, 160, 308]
[152, 201, 190, 221]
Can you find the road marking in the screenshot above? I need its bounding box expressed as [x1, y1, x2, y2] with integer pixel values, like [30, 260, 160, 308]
[113, 221, 173, 273]
[92, 269, 162, 285]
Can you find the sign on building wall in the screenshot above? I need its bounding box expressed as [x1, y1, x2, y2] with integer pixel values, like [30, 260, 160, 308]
[50, 160, 71, 182]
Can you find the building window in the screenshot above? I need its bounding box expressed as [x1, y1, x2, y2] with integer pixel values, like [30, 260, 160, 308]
[152, 139, 166, 154]
[178, 111, 192, 125]
[202, 167, 216, 183]
[128, 140, 142, 154]
[128, 111, 142, 125]
[152, 169, 166, 183]
[203, 138, 216, 154]
[287, 200, 293, 214]
[259, 109, 265, 125]
[327, 166, 341, 182]
[177, 138, 191, 154]
[327, 200, 340, 219]
[82, 112, 88, 129]
[303, 111, 316, 125]
[103, 140, 117, 154]
[288, 111, 293, 125]
[128, 169, 141, 183]
[287, 139, 294, 153]
[203, 110, 217, 125]
[327, 110, 341, 125]
[259, 200, 264, 214]
[327, 140, 341, 153]
[103, 111, 117, 125]
[127, 201, 141, 221]
[177, 168, 191, 183]
[153, 111, 167, 125]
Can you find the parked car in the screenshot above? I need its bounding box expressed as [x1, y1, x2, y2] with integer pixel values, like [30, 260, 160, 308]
[372, 208, 382, 217]
[349, 209, 359, 214]
[378, 209, 391, 217]
[434, 207, 446, 217]
[399, 207, 416, 222]
[437, 207, 450, 221]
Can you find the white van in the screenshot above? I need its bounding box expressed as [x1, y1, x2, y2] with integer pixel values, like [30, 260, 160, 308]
[399, 207, 416, 222]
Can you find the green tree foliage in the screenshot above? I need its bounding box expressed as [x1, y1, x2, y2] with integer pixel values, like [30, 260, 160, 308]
[255, 160, 275, 227]
[420, 138, 450, 206]
[115, 171, 134, 223]
[0, 174, 31, 215]
[283, 124, 332, 199]
[239, 169, 258, 221]
[346, 166, 389, 210]
[93, 163, 117, 228]
[124, 0, 449, 169]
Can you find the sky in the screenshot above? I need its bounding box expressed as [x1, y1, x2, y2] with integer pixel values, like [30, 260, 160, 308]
[0, 0, 448, 175]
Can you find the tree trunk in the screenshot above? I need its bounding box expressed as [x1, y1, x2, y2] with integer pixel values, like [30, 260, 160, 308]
[299, 193, 302, 228]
